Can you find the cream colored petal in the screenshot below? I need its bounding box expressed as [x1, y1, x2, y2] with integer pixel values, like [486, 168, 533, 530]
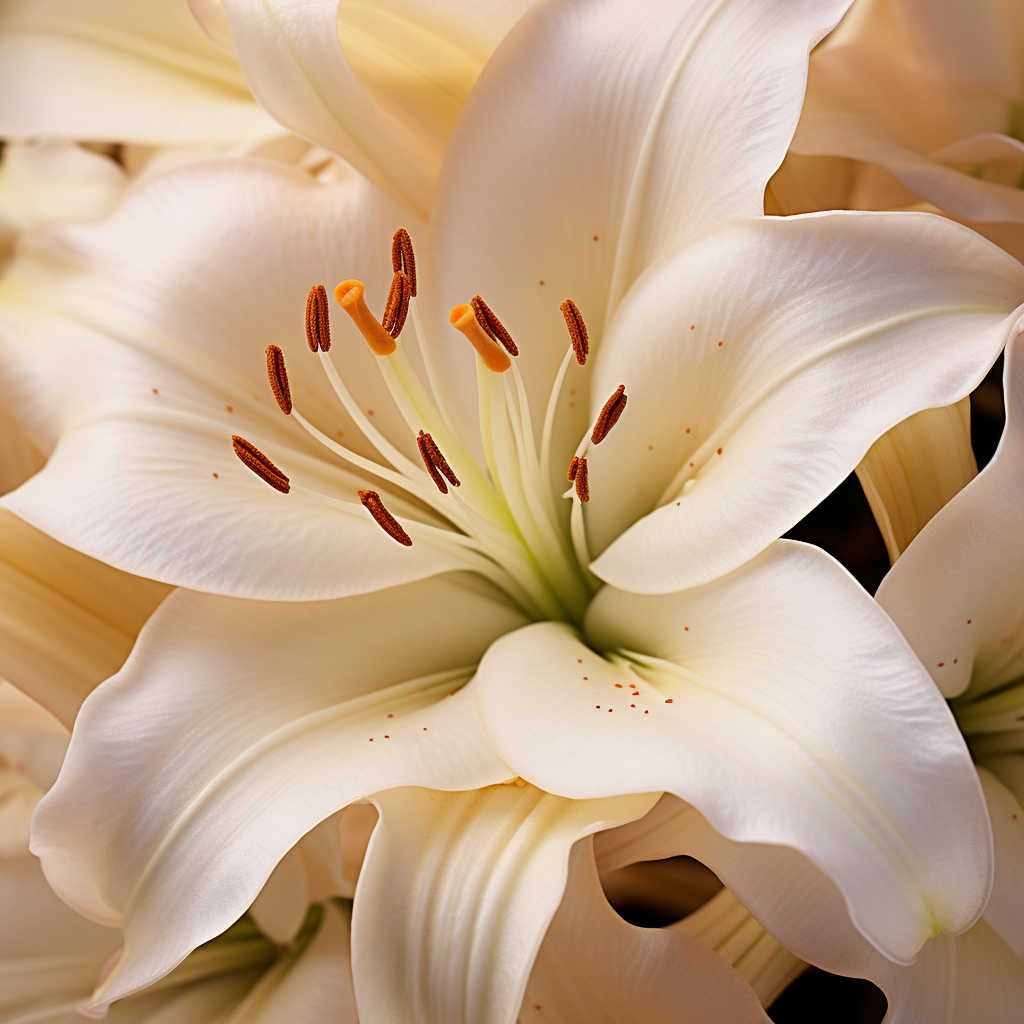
[876, 331, 1024, 698]
[478, 542, 992, 962]
[593, 794, 1024, 1024]
[352, 784, 656, 1024]
[977, 767, 1024, 962]
[0, 511, 170, 727]
[519, 838, 770, 1023]
[669, 888, 807, 1010]
[426, 0, 851, 451]
[855, 398, 976, 564]
[0, 0, 281, 146]
[32, 575, 521, 1009]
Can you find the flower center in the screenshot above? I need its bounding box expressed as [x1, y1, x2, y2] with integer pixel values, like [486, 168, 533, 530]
[233, 229, 628, 624]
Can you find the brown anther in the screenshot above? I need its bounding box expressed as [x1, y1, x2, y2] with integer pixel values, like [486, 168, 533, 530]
[335, 280, 396, 356]
[265, 345, 292, 415]
[560, 299, 588, 365]
[232, 435, 290, 493]
[305, 284, 331, 352]
[450, 304, 511, 372]
[417, 430, 460, 494]
[391, 228, 417, 297]
[574, 457, 590, 502]
[471, 295, 518, 356]
[567, 455, 581, 482]
[382, 272, 411, 339]
[591, 385, 627, 444]
[358, 489, 412, 546]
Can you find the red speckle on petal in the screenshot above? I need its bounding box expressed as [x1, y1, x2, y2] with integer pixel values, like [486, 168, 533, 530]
[212, 472, 219, 478]
[152, 388, 159, 394]
[423, 727, 427, 730]
[615, 683, 623, 688]
[689, 461, 694, 467]
[577, 659, 582, 663]
[717, 448, 723, 455]
[608, 708, 613, 712]
[369, 738, 373, 741]
[384, 735, 390, 739]
[1003, 637, 1012, 644]
[684, 627, 688, 631]
[367, 409, 374, 416]
[717, 341, 723, 347]
[596, 705, 601, 709]
[968, 620, 972, 624]
[665, 699, 673, 704]
[644, 710, 649, 714]
[690, 325, 695, 330]
[593, 235, 599, 241]
[676, 501, 680, 506]
[631, 704, 636, 708]
[938, 662, 945, 667]
[648, 444, 653, 450]
[954, 658, 958, 664]
[539, 280, 545, 286]
[685, 427, 691, 433]
[226, 405, 233, 413]
[583, 676, 588, 680]
[387, 714, 393, 718]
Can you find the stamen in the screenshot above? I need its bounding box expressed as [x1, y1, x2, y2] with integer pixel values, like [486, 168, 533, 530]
[471, 295, 519, 356]
[567, 455, 581, 482]
[591, 385, 627, 444]
[391, 228, 417, 297]
[450, 304, 511, 373]
[560, 299, 588, 365]
[382, 272, 412, 339]
[417, 430, 460, 494]
[305, 285, 331, 353]
[335, 280, 397, 356]
[265, 344, 292, 415]
[574, 457, 590, 502]
[358, 489, 413, 545]
[232, 435, 290, 493]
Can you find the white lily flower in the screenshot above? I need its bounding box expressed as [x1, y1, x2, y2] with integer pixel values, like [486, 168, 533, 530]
[2, 0, 1022, 1015]
[784, 0, 1024, 260]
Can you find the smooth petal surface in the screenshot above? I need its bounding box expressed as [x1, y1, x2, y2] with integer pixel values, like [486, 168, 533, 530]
[519, 837, 769, 1023]
[352, 784, 656, 1024]
[427, 0, 850, 452]
[32, 574, 522, 1009]
[594, 794, 1023, 1024]
[223, 0, 533, 216]
[586, 213, 1024, 592]
[0, 158, 460, 601]
[478, 541, 990, 962]
[855, 399, 976, 564]
[0, 510, 170, 727]
[978, 768, 1024, 962]
[877, 332, 1024, 698]
[0, 0, 280, 145]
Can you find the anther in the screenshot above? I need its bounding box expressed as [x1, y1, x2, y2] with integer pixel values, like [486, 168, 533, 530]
[358, 489, 412, 545]
[591, 385, 627, 444]
[471, 296, 518, 356]
[574, 457, 589, 502]
[450, 304, 511, 372]
[265, 345, 292, 415]
[560, 299, 588, 365]
[382, 272, 411, 339]
[232, 435, 290, 493]
[305, 285, 331, 353]
[417, 430, 460, 494]
[567, 455, 581, 482]
[335, 280, 397, 356]
[391, 228, 417, 297]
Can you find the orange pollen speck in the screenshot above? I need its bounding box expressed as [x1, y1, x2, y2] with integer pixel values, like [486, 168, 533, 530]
[304, 284, 331, 352]
[391, 228, 418, 296]
[417, 430, 461, 494]
[560, 298, 589, 365]
[358, 489, 412, 546]
[232, 435, 290, 493]
[591, 385, 627, 444]
[265, 344, 292, 415]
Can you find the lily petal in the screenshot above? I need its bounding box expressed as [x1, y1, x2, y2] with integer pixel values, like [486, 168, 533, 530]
[477, 541, 991, 962]
[0, 158, 457, 601]
[595, 794, 1023, 1024]
[520, 837, 770, 1023]
[427, 0, 851, 447]
[977, 767, 1024, 963]
[31, 574, 522, 1009]
[877, 332, 1024, 698]
[221, 0, 532, 216]
[0, 0, 280, 146]
[586, 213, 1024, 592]
[0, 510, 170, 727]
[352, 783, 656, 1024]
